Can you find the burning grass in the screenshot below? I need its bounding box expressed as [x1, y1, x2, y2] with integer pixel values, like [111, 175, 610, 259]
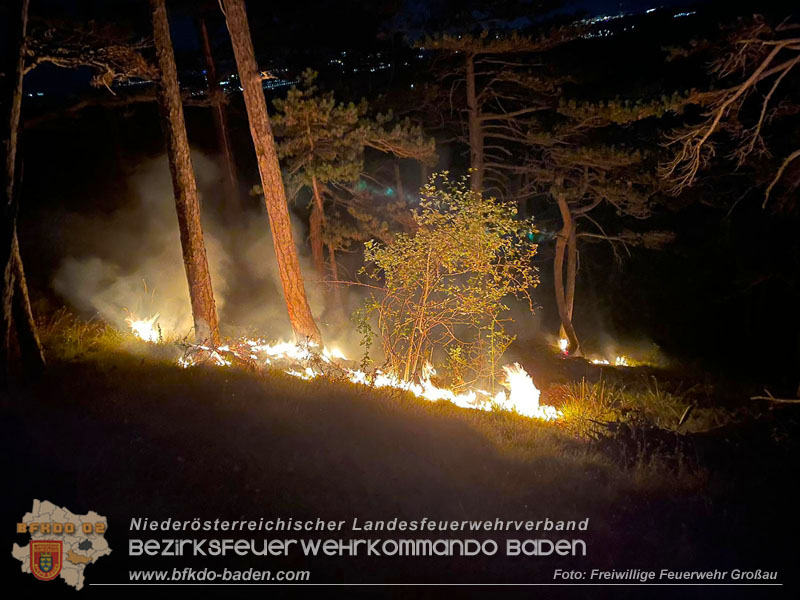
[11, 312, 795, 586]
[115, 312, 563, 421]
[34, 315, 704, 495]
[34, 311, 729, 488]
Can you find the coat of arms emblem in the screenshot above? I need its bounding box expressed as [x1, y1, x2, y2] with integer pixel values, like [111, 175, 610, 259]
[30, 541, 63, 581]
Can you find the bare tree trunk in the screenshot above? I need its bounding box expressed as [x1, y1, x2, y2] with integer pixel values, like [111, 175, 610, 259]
[151, 0, 220, 346]
[2, 0, 45, 383]
[554, 191, 580, 355]
[558, 224, 577, 345]
[221, 0, 321, 344]
[199, 16, 239, 214]
[327, 242, 344, 313]
[309, 176, 326, 277]
[565, 224, 577, 321]
[11, 231, 44, 369]
[393, 160, 405, 203]
[465, 52, 484, 193]
[1, 0, 27, 378]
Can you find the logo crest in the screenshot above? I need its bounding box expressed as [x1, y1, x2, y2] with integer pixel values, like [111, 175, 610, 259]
[30, 541, 62, 581]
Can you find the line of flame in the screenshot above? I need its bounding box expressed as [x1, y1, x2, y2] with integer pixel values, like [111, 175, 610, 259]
[126, 314, 561, 421]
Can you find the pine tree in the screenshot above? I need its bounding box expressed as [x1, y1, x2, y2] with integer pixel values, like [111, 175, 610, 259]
[271, 70, 366, 277]
[2, 3, 157, 381]
[660, 17, 800, 210]
[520, 95, 685, 354]
[198, 14, 239, 215]
[1, 0, 46, 383]
[422, 30, 575, 193]
[151, 0, 221, 345]
[425, 28, 685, 354]
[221, 0, 322, 344]
[271, 70, 435, 282]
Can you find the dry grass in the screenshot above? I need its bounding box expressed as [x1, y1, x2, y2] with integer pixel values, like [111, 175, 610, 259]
[38, 308, 128, 360]
[7, 313, 792, 585]
[548, 377, 735, 438]
[33, 312, 719, 497]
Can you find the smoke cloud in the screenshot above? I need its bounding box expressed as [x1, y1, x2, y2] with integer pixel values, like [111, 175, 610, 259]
[51, 151, 359, 349]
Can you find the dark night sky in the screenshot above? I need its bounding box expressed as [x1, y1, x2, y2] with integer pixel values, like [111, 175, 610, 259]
[18, 0, 707, 97]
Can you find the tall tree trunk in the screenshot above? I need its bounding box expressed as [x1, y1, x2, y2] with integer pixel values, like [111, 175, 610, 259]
[221, 0, 321, 344]
[554, 191, 580, 355]
[151, 0, 220, 346]
[327, 242, 344, 314]
[2, 0, 45, 383]
[393, 160, 405, 203]
[309, 176, 326, 277]
[558, 224, 577, 345]
[465, 52, 484, 193]
[11, 231, 44, 370]
[199, 16, 239, 215]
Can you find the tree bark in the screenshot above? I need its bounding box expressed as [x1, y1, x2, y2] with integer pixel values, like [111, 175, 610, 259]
[2, 0, 45, 383]
[151, 0, 220, 346]
[554, 191, 581, 355]
[558, 223, 577, 345]
[11, 231, 44, 371]
[199, 16, 239, 215]
[465, 52, 484, 192]
[393, 160, 405, 203]
[309, 176, 326, 277]
[222, 0, 321, 344]
[327, 242, 344, 314]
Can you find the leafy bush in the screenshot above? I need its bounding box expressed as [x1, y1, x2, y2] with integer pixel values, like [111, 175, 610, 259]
[357, 173, 539, 388]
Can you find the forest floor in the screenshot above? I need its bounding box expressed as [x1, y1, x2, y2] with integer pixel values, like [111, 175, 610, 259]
[1, 323, 797, 598]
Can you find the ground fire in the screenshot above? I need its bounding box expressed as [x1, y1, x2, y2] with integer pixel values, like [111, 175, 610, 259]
[125, 312, 561, 421]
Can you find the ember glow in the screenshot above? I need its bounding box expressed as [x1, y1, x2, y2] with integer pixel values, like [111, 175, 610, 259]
[128, 319, 561, 421]
[558, 338, 569, 353]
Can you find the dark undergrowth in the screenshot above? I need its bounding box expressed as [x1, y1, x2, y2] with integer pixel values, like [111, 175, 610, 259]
[1, 314, 796, 597]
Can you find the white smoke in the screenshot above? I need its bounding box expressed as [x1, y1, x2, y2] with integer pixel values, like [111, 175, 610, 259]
[51, 151, 338, 343]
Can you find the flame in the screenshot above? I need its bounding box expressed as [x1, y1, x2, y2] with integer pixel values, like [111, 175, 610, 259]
[590, 355, 631, 366]
[126, 318, 560, 420]
[323, 347, 347, 361]
[125, 313, 160, 342]
[203, 340, 560, 419]
[497, 363, 559, 420]
[557, 337, 568, 353]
